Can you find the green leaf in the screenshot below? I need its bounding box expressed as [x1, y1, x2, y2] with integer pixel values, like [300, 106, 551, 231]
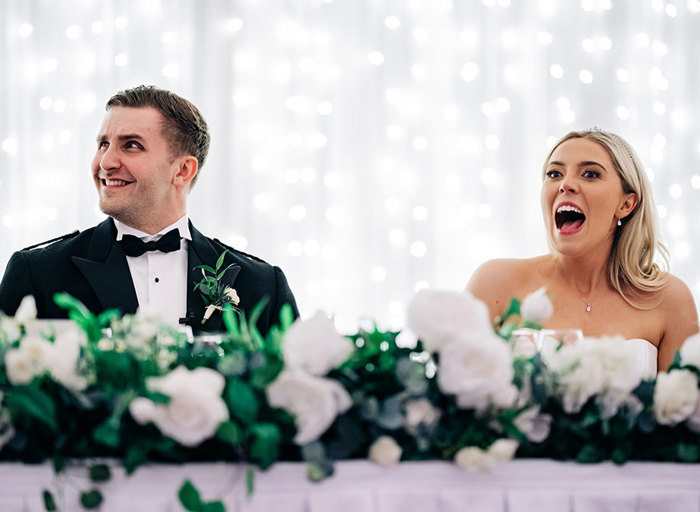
[677, 442, 700, 462]
[93, 419, 120, 448]
[179, 480, 204, 512]
[250, 423, 281, 468]
[97, 308, 121, 327]
[53, 292, 92, 320]
[495, 298, 520, 326]
[194, 264, 216, 274]
[202, 502, 226, 512]
[226, 379, 259, 425]
[42, 489, 57, 511]
[223, 305, 241, 339]
[124, 444, 148, 474]
[216, 420, 243, 446]
[215, 251, 227, 271]
[89, 463, 111, 483]
[80, 490, 103, 509]
[246, 466, 255, 496]
[5, 385, 58, 432]
[279, 303, 295, 330]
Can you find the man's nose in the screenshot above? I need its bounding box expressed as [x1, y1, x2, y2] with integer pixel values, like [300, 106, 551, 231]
[99, 146, 119, 172]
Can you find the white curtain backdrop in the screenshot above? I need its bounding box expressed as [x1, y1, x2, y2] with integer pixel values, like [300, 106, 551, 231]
[1, 0, 699, 330]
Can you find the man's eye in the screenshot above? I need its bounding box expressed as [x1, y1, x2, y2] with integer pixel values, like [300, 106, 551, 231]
[125, 141, 143, 149]
[98, 141, 108, 149]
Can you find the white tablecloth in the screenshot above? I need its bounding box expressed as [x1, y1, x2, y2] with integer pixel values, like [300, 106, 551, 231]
[3, 459, 700, 512]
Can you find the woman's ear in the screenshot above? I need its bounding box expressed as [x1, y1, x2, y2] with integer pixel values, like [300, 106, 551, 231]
[618, 192, 639, 220]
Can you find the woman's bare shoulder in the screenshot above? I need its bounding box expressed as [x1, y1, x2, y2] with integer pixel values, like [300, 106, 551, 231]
[466, 256, 549, 318]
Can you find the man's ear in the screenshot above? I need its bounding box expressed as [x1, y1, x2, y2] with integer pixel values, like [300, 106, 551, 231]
[618, 192, 639, 220]
[173, 156, 198, 189]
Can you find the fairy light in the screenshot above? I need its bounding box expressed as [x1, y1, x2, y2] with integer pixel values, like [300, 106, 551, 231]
[1, 2, 699, 330]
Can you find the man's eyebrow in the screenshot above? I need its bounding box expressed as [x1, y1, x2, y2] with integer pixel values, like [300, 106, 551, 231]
[96, 134, 145, 143]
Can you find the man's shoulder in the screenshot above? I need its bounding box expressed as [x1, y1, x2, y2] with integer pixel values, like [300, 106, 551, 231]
[16, 223, 104, 260]
[209, 237, 275, 268]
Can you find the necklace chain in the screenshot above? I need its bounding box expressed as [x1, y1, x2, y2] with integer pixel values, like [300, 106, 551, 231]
[553, 259, 594, 313]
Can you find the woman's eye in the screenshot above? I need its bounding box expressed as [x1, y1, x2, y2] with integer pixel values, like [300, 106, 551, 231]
[583, 170, 600, 179]
[546, 170, 562, 178]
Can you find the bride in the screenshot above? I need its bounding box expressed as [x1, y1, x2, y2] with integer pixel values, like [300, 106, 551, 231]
[467, 129, 699, 371]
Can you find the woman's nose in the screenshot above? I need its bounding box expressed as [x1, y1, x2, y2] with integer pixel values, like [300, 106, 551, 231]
[559, 178, 577, 193]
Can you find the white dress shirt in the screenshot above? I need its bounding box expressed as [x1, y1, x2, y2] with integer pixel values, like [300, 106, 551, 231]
[115, 216, 191, 326]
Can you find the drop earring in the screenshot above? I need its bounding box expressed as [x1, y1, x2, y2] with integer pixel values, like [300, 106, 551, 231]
[617, 217, 622, 227]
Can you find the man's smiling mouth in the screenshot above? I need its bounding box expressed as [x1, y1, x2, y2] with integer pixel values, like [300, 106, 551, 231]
[101, 178, 133, 187]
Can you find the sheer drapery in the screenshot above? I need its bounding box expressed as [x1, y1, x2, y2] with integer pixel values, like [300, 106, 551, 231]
[1, 0, 699, 328]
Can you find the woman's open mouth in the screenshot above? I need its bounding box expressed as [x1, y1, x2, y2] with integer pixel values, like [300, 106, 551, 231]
[555, 204, 586, 234]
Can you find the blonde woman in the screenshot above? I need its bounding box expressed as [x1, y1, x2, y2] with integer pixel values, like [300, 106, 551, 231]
[467, 129, 698, 371]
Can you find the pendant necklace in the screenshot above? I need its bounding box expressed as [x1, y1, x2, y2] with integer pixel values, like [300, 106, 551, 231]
[553, 259, 595, 313]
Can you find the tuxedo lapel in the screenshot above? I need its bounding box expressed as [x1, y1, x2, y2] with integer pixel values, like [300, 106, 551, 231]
[71, 219, 139, 315]
[187, 223, 241, 332]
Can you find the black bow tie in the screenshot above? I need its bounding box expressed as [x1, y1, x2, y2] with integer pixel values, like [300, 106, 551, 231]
[119, 229, 182, 257]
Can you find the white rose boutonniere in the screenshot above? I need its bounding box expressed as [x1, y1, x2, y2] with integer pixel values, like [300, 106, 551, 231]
[193, 251, 240, 325]
[128, 366, 229, 447]
[282, 312, 354, 376]
[266, 370, 352, 445]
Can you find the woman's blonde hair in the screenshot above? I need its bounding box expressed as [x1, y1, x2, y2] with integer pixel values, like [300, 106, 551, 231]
[542, 129, 669, 308]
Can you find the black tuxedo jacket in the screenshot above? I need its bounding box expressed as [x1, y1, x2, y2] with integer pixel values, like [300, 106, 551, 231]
[0, 219, 299, 335]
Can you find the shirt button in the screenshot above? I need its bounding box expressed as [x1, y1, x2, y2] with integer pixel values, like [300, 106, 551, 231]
[155, 277, 160, 283]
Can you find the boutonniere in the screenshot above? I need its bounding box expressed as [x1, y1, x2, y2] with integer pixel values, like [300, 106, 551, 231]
[193, 251, 240, 325]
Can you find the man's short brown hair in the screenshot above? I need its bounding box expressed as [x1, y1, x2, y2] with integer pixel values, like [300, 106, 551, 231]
[106, 85, 210, 186]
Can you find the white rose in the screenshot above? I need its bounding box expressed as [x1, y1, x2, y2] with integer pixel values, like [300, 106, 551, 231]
[129, 397, 157, 425]
[511, 335, 537, 358]
[48, 330, 87, 391]
[368, 436, 402, 467]
[680, 333, 700, 369]
[686, 396, 700, 433]
[454, 446, 494, 472]
[654, 369, 700, 425]
[224, 286, 240, 305]
[406, 289, 493, 353]
[513, 406, 552, 443]
[519, 287, 553, 324]
[5, 349, 38, 385]
[438, 334, 513, 410]
[488, 438, 519, 461]
[281, 312, 354, 376]
[0, 316, 21, 343]
[266, 370, 351, 445]
[404, 398, 441, 434]
[545, 336, 643, 415]
[130, 366, 229, 447]
[14, 295, 37, 325]
[4, 336, 53, 385]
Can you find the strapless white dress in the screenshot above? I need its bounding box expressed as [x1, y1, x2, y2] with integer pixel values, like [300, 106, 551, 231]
[627, 338, 658, 378]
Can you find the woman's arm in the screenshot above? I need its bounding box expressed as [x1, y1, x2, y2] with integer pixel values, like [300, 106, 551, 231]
[658, 275, 700, 371]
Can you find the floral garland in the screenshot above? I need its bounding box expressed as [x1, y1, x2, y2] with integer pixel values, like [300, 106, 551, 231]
[1, 288, 700, 510]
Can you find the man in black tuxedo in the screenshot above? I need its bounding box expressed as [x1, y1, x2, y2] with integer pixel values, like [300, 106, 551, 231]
[0, 86, 298, 334]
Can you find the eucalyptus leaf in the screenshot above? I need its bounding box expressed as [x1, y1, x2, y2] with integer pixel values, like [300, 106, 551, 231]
[178, 480, 203, 511]
[226, 379, 259, 425]
[80, 490, 103, 509]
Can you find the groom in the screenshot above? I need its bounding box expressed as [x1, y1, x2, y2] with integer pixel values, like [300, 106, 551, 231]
[0, 85, 298, 334]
